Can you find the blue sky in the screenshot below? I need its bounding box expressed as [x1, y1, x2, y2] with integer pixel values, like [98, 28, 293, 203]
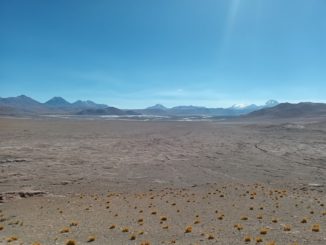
[0, 0, 325, 108]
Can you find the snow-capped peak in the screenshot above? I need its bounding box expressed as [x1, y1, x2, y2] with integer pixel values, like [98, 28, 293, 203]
[265, 99, 279, 107]
[231, 103, 248, 109]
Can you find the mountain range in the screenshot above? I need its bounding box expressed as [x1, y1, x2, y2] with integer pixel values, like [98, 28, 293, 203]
[1, 95, 326, 119]
[0, 95, 108, 115]
[135, 100, 279, 116]
[246, 102, 326, 119]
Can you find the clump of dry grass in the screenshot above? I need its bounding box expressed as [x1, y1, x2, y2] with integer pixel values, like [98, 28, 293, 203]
[140, 241, 151, 245]
[185, 226, 192, 233]
[70, 222, 78, 227]
[256, 237, 263, 243]
[87, 236, 96, 242]
[266, 241, 276, 245]
[207, 234, 215, 240]
[218, 214, 224, 220]
[312, 224, 320, 232]
[272, 218, 278, 223]
[0, 225, 3, 231]
[109, 224, 116, 229]
[194, 220, 200, 224]
[244, 236, 251, 242]
[160, 216, 167, 221]
[122, 227, 129, 232]
[6, 236, 18, 242]
[260, 228, 268, 235]
[60, 227, 70, 233]
[300, 218, 308, 224]
[283, 224, 291, 231]
[234, 224, 243, 231]
[32, 242, 41, 245]
[241, 216, 248, 221]
[65, 240, 76, 245]
[130, 235, 136, 240]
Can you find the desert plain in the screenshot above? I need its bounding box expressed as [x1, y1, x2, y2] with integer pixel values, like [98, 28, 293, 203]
[0, 117, 325, 244]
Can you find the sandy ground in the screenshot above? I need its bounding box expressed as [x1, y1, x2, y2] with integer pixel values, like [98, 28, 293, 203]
[0, 117, 325, 244]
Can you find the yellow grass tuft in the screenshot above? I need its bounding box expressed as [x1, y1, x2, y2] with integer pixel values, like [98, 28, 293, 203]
[122, 227, 129, 232]
[130, 235, 136, 240]
[300, 218, 308, 224]
[65, 240, 76, 245]
[140, 241, 151, 245]
[109, 224, 116, 229]
[0, 225, 3, 231]
[160, 216, 167, 221]
[207, 234, 215, 240]
[185, 226, 192, 233]
[241, 216, 248, 221]
[244, 236, 251, 242]
[234, 224, 243, 231]
[283, 224, 291, 231]
[162, 225, 169, 229]
[7, 236, 18, 242]
[266, 241, 276, 245]
[272, 218, 278, 223]
[260, 228, 268, 235]
[256, 237, 263, 243]
[60, 227, 70, 233]
[87, 236, 96, 242]
[70, 222, 78, 227]
[312, 224, 320, 232]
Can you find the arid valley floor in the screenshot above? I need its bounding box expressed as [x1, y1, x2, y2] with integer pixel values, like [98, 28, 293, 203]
[0, 117, 325, 244]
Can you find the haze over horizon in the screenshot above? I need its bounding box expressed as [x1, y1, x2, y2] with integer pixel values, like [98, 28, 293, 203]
[1, 0, 325, 109]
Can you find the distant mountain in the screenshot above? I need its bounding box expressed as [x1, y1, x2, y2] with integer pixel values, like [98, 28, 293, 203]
[0, 95, 43, 108]
[229, 100, 279, 112]
[265, 99, 279, 107]
[146, 104, 167, 110]
[44, 97, 71, 107]
[44, 97, 108, 112]
[72, 100, 107, 109]
[138, 100, 279, 116]
[0, 95, 48, 115]
[77, 107, 139, 116]
[247, 102, 326, 119]
[0, 95, 109, 115]
[0, 95, 284, 117]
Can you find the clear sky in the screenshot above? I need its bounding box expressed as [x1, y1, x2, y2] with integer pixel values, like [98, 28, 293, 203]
[0, 0, 325, 108]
